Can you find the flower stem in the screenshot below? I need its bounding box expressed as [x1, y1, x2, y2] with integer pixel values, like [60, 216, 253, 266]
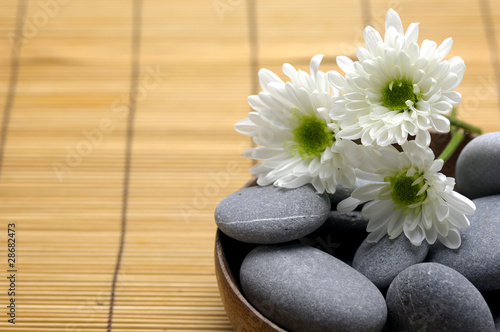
[438, 130, 465, 163]
[446, 116, 482, 135]
[438, 110, 481, 164]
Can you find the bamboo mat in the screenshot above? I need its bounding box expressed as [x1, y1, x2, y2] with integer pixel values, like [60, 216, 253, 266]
[0, 0, 498, 331]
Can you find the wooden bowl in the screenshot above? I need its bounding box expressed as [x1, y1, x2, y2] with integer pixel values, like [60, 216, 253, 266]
[214, 131, 477, 331]
[215, 229, 286, 331]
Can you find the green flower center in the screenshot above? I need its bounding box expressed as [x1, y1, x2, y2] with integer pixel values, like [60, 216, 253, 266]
[385, 171, 427, 208]
[292, 115, 334, 159]
[381, 80, 419, 111]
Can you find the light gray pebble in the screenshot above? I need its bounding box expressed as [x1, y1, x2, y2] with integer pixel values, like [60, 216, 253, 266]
[456, 132, 500, 199]
[215, 184, 330, 244]
[427, 195, 500, 291]
[353, 235, 429, 289]
[386, 263, 496, 332]
[241, 243, 387, 332]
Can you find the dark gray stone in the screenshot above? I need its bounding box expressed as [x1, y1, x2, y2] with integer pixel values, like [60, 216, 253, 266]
[386, 263, 496, 332]
[427, 195, 500, 291]
[456, 132, 500, 199]
[303, 211, 369, 266]
[215, 184, 330, 244]
[483, 290, 500, 332]
[300, 215, 368, 266]
[240, 243, 387, 332]
[492, 307, 500, 332]
[353, 235, 429, 289]
[322, 210, 369, 232]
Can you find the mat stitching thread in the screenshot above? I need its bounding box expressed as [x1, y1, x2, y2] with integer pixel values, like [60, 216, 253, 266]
[0, 0, 29, 183]
[247, 0, 260, 163]
[107, 0, 143, 330]
[479, 0, 500, 115]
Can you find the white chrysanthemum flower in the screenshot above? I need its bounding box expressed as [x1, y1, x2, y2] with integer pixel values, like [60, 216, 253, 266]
[338, 141, 475, 249]
[329, 8, 465, 148]
[234, 55, 363, 194]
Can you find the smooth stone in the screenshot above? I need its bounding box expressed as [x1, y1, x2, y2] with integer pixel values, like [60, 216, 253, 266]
[300, 226, 368, 267]
[241, 243, 387, 332]
[301, 211, 368, 266]
[456, 132, 500, 199]
[215, 184, 330, 244]
[322, 210, 369, 232]
[353, 235, 429, 289]
[328, 178, 375, 209]
[427, 195, 500, 291]
[386, 263, 496, 332]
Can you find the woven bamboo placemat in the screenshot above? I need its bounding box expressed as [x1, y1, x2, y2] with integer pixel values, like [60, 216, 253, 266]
[0, 0, 498, 331]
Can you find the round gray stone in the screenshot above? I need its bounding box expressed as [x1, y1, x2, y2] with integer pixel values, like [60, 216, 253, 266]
[386, 263, 496, 332]
[322, 210, 369, 232]
[240, 243, 387, 332]
[215, 184, 330, 244]
[353, 235, 429, 289]
[456, 132, 500, 199]
[427, 195, 500, 291]
[299, 211, 369, 266]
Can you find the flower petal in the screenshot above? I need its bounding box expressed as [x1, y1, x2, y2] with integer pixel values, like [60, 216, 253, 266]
[259, 69, 284, 90]
[234, 118, 259, 136]
[337, 197, 363, 212]
[405, 22, 419, 45]
[385, 9, 404, 35]
[328, 71, 349, 91]
[436, 37, 453, 60]
[438, 229, 461, 249]
[337, 55, 355, 74]
[445, 191, 476, 215]
[310, 54, 324, 78]
[404, 222, 426, 246]
[364, 26, 383, 53]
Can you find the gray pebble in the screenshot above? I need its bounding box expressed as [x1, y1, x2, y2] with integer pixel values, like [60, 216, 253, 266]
[303, 210, 369, 266]
[241, 243, 387, 332]
[322, 210, 369, 232]
[427, 195, 500, 291]
[300, 211, 368, 266]
[456, 132, 500, 199]
[353, 235, 429, 289]
[215, 184, 330, 244]
[386, 263, 496, 332]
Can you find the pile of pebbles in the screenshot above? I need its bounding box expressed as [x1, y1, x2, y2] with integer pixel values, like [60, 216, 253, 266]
[215, 132, 500, 332]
